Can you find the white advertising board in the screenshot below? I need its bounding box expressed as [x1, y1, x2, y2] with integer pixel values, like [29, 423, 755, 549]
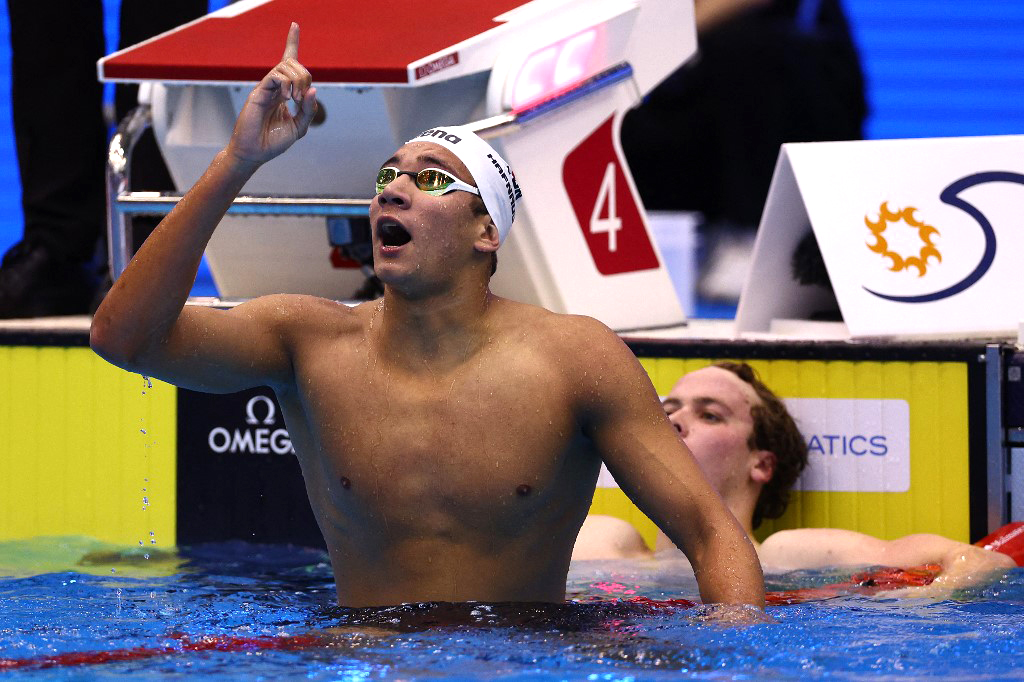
[597, 398, 911, 494]
[785, 398, 910, 493]
[736, 135, 1024, 338]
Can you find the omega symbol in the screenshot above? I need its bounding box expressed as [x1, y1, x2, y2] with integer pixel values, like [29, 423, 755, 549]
[245, 395, 276, 425]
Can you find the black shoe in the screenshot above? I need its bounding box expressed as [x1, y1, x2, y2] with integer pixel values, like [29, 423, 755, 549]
[0, 241, 99, 319]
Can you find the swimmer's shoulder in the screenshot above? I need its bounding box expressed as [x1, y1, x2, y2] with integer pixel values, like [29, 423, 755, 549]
[759, 527, 881, 570]
[573, 514, 653, 560]
[757, 528, 811, 570]
[229, 293, 374, 338]
[498, 303, 638, 389]
[489, 297, 622, 349]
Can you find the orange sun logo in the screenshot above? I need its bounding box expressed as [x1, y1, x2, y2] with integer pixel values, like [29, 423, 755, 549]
[864, 202, 942, 277]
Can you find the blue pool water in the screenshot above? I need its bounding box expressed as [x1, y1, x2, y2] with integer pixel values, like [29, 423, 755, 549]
[1, 539, 1023, 679]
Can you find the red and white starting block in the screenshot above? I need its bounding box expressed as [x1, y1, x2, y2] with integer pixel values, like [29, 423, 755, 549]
[99, 0, 696, 330]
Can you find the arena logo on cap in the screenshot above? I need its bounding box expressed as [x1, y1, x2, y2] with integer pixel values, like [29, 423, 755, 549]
[417, 128, 463, 144]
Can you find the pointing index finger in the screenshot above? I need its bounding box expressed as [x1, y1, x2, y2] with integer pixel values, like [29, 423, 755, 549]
[282, 22, 299, 61]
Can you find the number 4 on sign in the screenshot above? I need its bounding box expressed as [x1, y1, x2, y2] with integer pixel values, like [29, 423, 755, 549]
[591, 162, 622, 252]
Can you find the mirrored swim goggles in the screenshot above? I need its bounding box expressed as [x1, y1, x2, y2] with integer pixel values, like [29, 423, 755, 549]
[375, 167, 480, 197]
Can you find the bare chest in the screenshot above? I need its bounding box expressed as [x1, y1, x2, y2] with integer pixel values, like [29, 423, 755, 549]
[288, 345, 591, 526]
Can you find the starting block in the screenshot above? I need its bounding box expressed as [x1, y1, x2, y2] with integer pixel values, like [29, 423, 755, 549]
[99, 0, 697, 330]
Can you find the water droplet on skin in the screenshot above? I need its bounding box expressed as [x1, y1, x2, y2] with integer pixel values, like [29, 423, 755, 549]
[516, 484, 532, 496]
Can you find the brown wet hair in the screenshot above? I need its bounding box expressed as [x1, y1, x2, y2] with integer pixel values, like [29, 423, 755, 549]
[711, 361, 809, 529]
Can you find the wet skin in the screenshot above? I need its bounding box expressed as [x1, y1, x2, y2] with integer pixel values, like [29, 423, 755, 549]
[660, 366, 771, 540]
[264, 272, 756, 606]
[267, 141, 601, 605]
[276, 136, 669, 604]
[91, 24, 765, 610]
[275, 293, 607, 606]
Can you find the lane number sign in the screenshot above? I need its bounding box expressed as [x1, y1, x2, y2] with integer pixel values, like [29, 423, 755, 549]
[562, 117, 659, 275]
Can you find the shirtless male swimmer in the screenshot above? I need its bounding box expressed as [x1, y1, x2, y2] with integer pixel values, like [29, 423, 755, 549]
[90, 24, 766, 614]
[574, 362, 1015, 596]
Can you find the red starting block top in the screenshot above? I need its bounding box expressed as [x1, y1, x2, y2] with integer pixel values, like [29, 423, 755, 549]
[100, 0, 530, 84]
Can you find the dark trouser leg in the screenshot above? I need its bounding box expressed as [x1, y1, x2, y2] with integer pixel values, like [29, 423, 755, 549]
[114, 0, 209, 250]
[8, 0, 107, 264]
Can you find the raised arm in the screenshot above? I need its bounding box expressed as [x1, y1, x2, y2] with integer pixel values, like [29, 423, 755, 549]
[761, 528, 1016, 595]
[91, 23, 319, 393]
[572, 319, 766, 612]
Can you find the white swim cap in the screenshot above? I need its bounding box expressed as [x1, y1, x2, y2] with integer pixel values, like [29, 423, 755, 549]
[407, 125, 523, 243]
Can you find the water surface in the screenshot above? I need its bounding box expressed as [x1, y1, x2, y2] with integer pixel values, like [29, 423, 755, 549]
[1, 538, 1022, 679]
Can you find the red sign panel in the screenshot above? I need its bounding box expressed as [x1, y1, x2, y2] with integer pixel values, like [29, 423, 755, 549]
[562, 116, 659, 275]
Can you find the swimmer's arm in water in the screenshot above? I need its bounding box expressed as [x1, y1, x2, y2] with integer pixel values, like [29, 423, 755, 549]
[91, 23, 319, 393]
[760, 528, 1015, 593]
[571, 318, 765, 610]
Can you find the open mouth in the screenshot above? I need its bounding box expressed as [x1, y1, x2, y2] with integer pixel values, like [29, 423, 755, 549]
[378, 220, 412, 248]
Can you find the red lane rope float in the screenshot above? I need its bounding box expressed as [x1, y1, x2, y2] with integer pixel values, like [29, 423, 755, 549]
[622, 521, 1024, 608]
[976, 521, 1024, 566]
[4, 524, 1022, 670]
[762, 565, 943, 606]
[0, 633, 324, 671]
[620, 564, 943, 609]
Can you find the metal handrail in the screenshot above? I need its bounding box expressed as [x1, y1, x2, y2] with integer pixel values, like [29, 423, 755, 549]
[115, 193, 372, 217]
[104, 107, 375, 279]
[105, 104, 153, 279]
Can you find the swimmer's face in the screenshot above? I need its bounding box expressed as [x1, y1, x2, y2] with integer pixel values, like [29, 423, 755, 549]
[662, 367, 765, 497]
[369, 141, 494, 288]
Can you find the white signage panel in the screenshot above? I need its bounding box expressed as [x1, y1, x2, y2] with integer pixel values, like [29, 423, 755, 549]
[596, 397, 911, 494]
[784, 398, 910, 493]
[737, 135, 1024, 338]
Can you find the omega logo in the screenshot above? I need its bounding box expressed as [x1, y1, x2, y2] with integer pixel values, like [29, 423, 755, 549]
[245, 395, 276, 425]
[208, 395, 294, 456]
